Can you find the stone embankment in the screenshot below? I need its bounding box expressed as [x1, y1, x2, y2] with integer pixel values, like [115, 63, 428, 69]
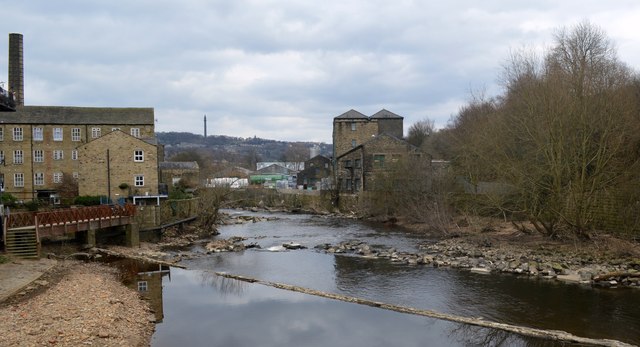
[315, 239, 640, 287]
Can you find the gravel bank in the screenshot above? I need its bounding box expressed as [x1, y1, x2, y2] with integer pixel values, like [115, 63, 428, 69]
[0, 261, 155, 346]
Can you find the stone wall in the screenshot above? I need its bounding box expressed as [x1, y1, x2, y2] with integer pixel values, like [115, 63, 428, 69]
[78, 131, 158, 199]
[332, 119, 378, 158]
[135, 198, 199, 230]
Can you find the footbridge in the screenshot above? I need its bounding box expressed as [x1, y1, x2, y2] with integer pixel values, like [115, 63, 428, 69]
[2, 204, 138, 258]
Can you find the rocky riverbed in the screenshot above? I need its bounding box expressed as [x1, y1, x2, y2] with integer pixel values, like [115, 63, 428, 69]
[314, 238, 640, 287]
[133, 211, 640, 288]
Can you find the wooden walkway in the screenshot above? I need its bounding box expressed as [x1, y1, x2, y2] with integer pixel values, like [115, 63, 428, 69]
[4, 204, 136, 238]
[2, 205, 137, 258]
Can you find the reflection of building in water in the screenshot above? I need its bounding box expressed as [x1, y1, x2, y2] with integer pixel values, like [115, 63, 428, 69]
[119, 260, 170, 323]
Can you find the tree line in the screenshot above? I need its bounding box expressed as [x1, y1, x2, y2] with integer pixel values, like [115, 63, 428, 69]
[399, 22, 640, 238]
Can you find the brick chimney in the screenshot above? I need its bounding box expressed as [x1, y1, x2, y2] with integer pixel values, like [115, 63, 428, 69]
[8, 33, 24, 106]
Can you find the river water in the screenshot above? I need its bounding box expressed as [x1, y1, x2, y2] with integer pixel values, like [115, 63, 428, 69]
[141, 211, 639, 346]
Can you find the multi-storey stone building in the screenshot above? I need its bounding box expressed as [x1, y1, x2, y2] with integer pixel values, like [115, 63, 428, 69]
[332, 109, 428, 193]
[297, 154, 331, 189]
[0, 33, 158, 202]
[335, 134, 425, 193]
[332, 109, 403, 160]
[77, 130, 159, 200]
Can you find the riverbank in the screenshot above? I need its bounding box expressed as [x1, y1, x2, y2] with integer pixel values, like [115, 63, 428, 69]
[140, 210, 640, 287]
[0, 260, 155, 346]
[2, 209, 637, 347]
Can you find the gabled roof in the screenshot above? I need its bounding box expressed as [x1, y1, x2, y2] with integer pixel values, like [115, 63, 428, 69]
[256, 164, 294, 175]
[77, 129, 156, 150]
[336, 133, 418, 159]
[334, 109, 368, 119]
[370, 109, 403, 119]
[306, 154, 331, 164]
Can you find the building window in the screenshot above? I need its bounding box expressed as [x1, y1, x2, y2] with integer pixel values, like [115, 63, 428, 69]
[92, 127, 101, 138]
[134, 150, 144, 162]
[53, 172, 63, 183]
[0, 151, 4, 164]
[112, 127, 121, 132]
[73, 172, 79, 179]
[34, 172, 44, 186]
[134, 175, 144, 187]
[13, 127, 23, 141]
[0, 127, 3, 141]
[72, 128, 81, 141]
[351, 139, 356, 148]
[130, 128, 140, 138]
[33, 127, 43, 141]
[53, 127, 63, 141]
[13, 150, 23, 164]
[33, 150, 44, 163]
[354, 178, 361, 192]
[346, 179, 352, 191]
[71, 150, 78, 160]
[137, 281, 148, 292]
[14, 173, 24, 187]
[343, 159, 352, 168]
[351, 122, 356, 131]
[373, 154, 385, 168]
[355, 159, 361, 168]
[53, 150, 64, 160]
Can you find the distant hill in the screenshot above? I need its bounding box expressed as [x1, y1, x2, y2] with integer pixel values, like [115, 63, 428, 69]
[157, 132, 333, 163]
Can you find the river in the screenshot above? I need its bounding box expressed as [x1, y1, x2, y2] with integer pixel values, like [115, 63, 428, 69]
[140, 210, 639, 346]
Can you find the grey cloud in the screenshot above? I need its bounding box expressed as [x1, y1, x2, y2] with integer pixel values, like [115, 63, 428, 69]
[2, 1, 640, 142]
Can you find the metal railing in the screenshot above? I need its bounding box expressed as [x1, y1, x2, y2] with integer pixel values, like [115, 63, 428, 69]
[5, 204, 137, 229]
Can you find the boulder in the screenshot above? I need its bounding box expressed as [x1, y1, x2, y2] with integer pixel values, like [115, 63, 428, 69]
[470, 267, 491, 274]
[283, 242, 307, 250]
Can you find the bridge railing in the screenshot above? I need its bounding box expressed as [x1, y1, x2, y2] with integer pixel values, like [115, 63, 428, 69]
[5, 204, 137, 229]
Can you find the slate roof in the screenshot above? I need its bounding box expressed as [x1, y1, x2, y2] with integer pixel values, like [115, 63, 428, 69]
[370, 109, 403, 119]
[1, 106, 154, 125]
[334, 109, 368, 119]
[159, 161, 200, 170]
[336, 133, 418, 159]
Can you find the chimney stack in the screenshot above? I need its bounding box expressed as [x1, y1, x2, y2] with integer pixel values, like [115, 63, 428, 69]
[8, 33, 24, 107]
[204, 114, 207, 138]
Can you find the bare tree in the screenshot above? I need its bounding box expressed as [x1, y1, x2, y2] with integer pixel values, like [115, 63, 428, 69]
[449, 22, 640, 238]
[406, 118, 435, 148]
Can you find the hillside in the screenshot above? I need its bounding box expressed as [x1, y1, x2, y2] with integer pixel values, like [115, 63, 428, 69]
[157, 132, 333, 165]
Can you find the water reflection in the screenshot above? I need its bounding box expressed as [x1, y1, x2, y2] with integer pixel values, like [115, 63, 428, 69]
[198, 270, 247, 296]
[151, 268, 559, 347]
[111, 259, 170, 323]
[201, 211, 640, 345]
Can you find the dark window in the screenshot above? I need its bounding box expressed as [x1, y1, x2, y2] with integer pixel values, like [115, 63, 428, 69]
[355, 159, 361, 168]
[373, 154, 385, 168]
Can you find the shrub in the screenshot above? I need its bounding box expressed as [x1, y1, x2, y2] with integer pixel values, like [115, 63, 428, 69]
[74, 195, 105, 206]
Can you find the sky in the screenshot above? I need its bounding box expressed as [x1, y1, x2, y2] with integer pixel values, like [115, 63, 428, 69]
[1, 1, 640, 143]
